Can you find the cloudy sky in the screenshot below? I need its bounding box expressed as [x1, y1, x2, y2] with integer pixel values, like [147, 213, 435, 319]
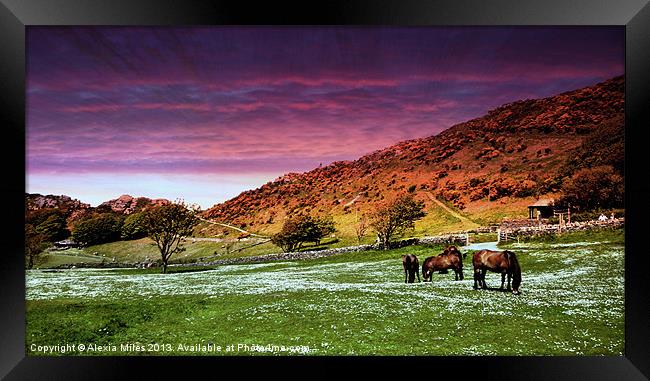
[26, 27, 623, 209]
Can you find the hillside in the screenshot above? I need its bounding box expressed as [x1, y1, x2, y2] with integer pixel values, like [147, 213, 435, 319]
[203, 76, 624, 234]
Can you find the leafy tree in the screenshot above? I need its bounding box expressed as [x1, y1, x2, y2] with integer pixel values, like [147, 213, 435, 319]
[306, 216, 335, 245]
[36, 213, 69, 242]
[121, 212, 149, 240]
[26, 208, 69, 241]
[271, 215, 336, 252]
[71, 213, 123, 246]
[25, 224, 48, 269]
[370, 194, 426, 249]
[144, 202, 199, 273]
[271, 218, 304, 252]
[558, 165, 624, 211]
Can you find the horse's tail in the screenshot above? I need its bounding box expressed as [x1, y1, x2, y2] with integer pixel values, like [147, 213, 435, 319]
[505, 251, 521, 290]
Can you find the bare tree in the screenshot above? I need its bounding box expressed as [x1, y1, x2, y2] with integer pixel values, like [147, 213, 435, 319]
[370, 194, 426, 249]
[354, 213, 368, 245]
[144, 201, 199, 273]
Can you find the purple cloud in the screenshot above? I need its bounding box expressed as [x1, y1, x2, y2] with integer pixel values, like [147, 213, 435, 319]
[26, 26, 623, 205]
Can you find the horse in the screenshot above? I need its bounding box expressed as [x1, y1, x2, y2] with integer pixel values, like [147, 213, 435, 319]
[402, 254, 421, 283]
[422, 245, 465, 282]
[472, 249, 521, 294]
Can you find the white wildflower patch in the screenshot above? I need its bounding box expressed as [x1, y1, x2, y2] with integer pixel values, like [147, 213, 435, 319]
[26, 239, 624, 355]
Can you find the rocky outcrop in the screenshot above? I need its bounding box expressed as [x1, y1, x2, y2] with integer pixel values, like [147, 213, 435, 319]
[25, 193, 90, 211]
[98, 194, 170, 215]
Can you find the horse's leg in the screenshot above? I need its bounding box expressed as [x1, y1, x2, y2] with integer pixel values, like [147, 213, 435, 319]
[507, 272, 512, 291]
[481, 268, 487, 289]
[404, 266, 407, 284]
[501, 272, 506, 290]
[416, 267, 421, 283]
[454, 268, 458, 281]
[473, 268, 479, 289]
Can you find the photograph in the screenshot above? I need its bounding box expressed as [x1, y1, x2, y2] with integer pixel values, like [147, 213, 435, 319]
[24, 26, 625, 356]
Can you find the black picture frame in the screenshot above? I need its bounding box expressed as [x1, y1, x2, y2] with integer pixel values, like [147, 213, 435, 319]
[2, 0, 649, 379]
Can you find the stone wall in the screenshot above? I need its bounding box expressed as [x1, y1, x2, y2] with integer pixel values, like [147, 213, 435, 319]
[498, 217, 624, 241]
[177, 234, 469, 268]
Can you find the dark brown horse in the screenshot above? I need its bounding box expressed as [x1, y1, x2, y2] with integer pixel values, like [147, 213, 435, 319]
[402, 254, 421, 283]
[472, 249, 521, 294]
[422, 246, 465, 282]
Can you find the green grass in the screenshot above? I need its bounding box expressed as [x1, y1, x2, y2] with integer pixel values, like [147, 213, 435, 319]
[35, 194, 501, 270]
[36, 237, 283, 268]
[27, 229, 624, 356]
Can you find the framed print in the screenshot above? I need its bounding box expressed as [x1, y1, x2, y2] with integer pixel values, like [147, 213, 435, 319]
[1, 0, 649, 379]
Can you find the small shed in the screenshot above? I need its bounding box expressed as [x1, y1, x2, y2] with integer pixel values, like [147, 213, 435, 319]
[528, 199, 554, 219]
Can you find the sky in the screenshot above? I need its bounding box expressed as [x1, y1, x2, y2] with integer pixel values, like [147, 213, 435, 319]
[26, 27, 623, 209]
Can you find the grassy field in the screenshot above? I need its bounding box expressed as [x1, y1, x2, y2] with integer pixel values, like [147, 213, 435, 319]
[26, 228, 624, 356]
[36, 198, 483, 269]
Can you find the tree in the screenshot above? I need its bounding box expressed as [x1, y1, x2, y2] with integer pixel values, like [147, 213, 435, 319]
[271, 214, 336, 252]
[144, 202, 199, 273]
[25, 224, 48, 269]
[354, 214, 368, 244]
[36, 213, 69, 241]
[72, 213, 123, 246]
[306, 216, 335, 246]
[558, 165, 624, 211]
[370, 194, 426, 249]
[121, 211, 148, 240]
[26, 208, 70, 242]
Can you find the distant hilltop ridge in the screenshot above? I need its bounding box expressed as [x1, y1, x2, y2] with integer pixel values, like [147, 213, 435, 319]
[203, 75, 624, 233]
[26, 193, 91, 211]
[25, 193, 170, 216]
[98, 194, 170, 215]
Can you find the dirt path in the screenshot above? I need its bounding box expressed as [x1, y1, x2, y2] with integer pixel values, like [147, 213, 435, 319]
[343, 194, 362, 207]
[198, 218, 267, 238]
[424, 192, 479, 229]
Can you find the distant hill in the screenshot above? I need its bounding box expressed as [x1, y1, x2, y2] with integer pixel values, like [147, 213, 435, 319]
[26, 193, 90, 212]
[98, 195, 170, 215]
[25, 193, 171, 230]
[203, 76, 624, 234]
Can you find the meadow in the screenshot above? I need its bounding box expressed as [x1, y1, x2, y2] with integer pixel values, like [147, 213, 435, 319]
[26, 229, 624, 356]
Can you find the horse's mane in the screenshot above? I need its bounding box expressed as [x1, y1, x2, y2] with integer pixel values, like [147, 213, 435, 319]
[504, 250, 521, 289]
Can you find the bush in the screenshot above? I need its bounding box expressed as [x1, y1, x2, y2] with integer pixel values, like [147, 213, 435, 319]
[72, 213, 124, 246]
